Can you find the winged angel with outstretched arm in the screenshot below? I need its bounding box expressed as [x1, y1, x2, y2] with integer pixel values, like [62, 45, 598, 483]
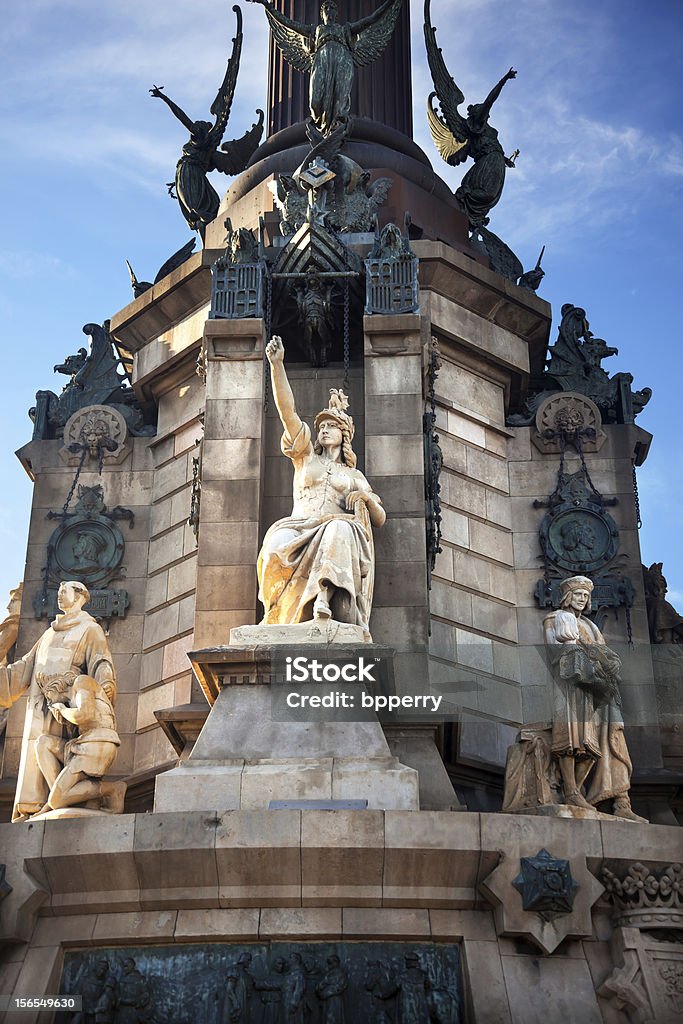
[151, 6, 263, 238]
[424, 0, 517, 228]
[249, 0, 403, 133]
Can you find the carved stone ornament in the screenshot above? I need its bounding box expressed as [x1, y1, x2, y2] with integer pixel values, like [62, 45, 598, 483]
[512, 848, 579, 921]
[30, 321, 154, 440]
[210, 219, 265, 320]
[60, 404, 129, 466]
[33, 485, 133, 624]
[364, 219, 419, 316]
[602, 862, 683, 930]
[532, 392, 606, 455]
[481, 848, 604, 954]
[598, 864, 683, 1024]
[538, 469, 619, 576]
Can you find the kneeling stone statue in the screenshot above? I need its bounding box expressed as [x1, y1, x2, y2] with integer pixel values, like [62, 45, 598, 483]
[0, 580, 125, 821]
[503, 575, 646, 822]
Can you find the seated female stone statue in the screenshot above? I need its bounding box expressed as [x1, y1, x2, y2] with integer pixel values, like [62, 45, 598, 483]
[258, 336, 385, 638]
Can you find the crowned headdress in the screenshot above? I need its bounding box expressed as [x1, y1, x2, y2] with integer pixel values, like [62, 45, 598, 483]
[314, 389, 356, 467]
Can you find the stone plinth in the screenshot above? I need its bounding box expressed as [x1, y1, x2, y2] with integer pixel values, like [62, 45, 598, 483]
[153, 634, 419, 812]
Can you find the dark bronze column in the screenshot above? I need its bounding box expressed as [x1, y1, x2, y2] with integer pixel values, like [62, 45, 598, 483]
[267, 0, 413, 137]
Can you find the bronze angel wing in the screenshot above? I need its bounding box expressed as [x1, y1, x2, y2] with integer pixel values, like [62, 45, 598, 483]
[352, 0, 403, 68]
[214, 110, 264, 174]
[208, 6, 245, 147]
[424, 0, 469, 166]
[263, 4, 313, 74]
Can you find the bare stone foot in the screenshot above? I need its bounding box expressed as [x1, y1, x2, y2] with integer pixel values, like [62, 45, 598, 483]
[564, 788, 594, 811]
[613, 797, 648, 823]
[100, 780, 127, 814]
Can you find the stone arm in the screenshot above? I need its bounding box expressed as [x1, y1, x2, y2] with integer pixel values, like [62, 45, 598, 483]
[0, 644, 37, 709]
[150, 86, 196, 134]
[346, 486, 385, 528]
[477, 67, 516, 122]
[50, 682, 98, 730]
[265, 336, 305, 443]
[72, 627, 117, 704]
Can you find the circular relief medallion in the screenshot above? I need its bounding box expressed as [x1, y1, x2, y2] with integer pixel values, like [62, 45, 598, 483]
[533, 393, 605, 454]
[49, 517, 125, 587]
[63, 405, 127, 458]
[543, 507, 618, 574]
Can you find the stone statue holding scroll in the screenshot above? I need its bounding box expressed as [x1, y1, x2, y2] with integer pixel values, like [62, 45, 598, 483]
[0, 580, 125, 820]
[503, 575, 646, 821]
[258, 335, 385, 638]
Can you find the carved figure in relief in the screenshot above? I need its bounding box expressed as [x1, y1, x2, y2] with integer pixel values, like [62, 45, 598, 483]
[259, 336, 385, 638]
[254, 957, 288, 1024]
[115, 957, 153, 1024]
[0, 580, 121, 821]
[249, 0, 403, 133]
[316, 955, 347, 1024]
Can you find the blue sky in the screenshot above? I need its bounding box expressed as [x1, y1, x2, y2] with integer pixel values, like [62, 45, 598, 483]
[1, 0, 682, 611]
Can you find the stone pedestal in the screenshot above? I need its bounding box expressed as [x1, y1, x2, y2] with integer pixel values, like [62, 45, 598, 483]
[154, 630, 419, 812]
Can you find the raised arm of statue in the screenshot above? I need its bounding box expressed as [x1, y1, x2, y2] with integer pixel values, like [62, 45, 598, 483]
[350, 0, 399, 35]
[265, 336, 304, 443]
[247, 0, 313, 41]
[149, 86, 196, 134]
[478, 67, 516, 122]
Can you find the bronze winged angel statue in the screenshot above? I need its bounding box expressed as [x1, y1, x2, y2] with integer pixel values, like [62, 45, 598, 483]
[424, 0, 517, 228]
[248, 0, 403, 133]
[151, 6, 263, 239]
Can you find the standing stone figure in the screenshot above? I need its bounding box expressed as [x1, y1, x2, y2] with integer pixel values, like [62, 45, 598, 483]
[258, 336, 385, 637]
[504, 575, 646, 821]
[0, 580, 121, 821]
[249, 0, 403, 133]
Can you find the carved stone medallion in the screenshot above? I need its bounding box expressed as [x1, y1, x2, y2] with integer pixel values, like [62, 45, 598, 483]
[512, 848, 579, 921]
[61, 405, 129, 465]
[543, 505, 619, 575]
[533, 392, 606, 454]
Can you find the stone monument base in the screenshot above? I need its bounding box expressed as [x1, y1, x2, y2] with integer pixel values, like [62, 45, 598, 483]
[154, 628, 420, 812]
[513, 803, 644, 822]
[229, 621, 369, 646]
[154, 755, 417, 812]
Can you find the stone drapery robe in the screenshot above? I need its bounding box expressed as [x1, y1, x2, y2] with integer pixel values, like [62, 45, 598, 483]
[0, 609, 115, 820]
[544, 608, 632, 804]
[257, 423, 379, 631]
